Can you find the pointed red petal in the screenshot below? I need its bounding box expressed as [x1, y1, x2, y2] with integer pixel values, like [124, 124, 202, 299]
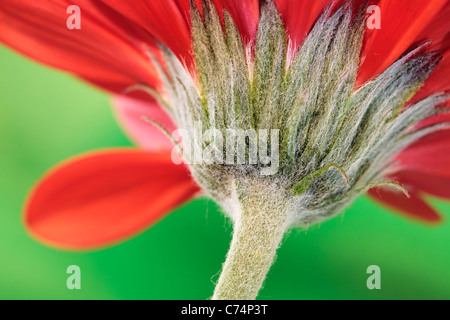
[218, 0, 260, 46]
[274, 0, 370, 55]
[25, 149, 200, 250]
[357, 0, 448, 86]
[0, 0, 162, 94]
[274, 0, 332, 51]
[113, 95, 177, 151]
[173, 0, 204, 25]
[367, 188, 442, 224]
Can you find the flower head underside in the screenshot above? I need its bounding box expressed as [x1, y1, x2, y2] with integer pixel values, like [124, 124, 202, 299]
[140, 1, 449, 226]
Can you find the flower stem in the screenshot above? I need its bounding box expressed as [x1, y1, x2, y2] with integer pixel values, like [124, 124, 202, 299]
[212, 189, 289, 300]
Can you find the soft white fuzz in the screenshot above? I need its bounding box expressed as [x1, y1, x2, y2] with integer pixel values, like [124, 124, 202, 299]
[212, 180, 291, 300]
[138, 1, 448, 299]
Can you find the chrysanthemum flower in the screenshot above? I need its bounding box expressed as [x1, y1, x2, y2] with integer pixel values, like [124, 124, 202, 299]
[1, 0, 449, 299]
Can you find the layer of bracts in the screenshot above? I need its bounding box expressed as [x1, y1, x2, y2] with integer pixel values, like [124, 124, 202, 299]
[146, 1, 448, 227]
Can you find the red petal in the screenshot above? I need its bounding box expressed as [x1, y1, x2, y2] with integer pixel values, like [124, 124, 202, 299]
[100, 0, 195, 71]
[274, 0, 369, 55]
[173, 0, 205, 24]
[0, 0, 162, 94]
[113, 95, 177, 151]
[357, 0, 448, 86]
[367, 188, 441, 224]
[24, 149, 200, 250]
[408, 3, 450, 103]
[274, 0, 332, 52]
[414, 111, 450, 131]
[395, 130, 450, 179]
[410, 54, 450, 105]
[218, 0, 260, 46]
[392, 170, 450, 200]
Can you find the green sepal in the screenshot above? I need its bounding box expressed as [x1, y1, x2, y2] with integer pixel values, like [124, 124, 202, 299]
[291, 163, 349, 196]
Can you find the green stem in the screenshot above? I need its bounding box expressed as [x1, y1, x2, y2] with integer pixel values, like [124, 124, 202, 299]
[212, 189, 289, 300]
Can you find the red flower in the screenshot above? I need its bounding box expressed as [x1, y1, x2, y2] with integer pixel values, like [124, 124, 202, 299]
[1, 0, 449, 251]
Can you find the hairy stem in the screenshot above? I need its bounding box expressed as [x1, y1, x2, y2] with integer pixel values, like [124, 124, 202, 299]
[212, 185, 290, 300]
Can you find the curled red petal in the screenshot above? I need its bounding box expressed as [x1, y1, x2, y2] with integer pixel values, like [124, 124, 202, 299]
[113, 95, 177, 151]
[24, 149, 200, 250]
[367, 187, 442, 224]
[0, 0, 162, 94]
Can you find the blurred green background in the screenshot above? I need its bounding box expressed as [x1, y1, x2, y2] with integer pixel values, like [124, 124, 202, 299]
[1, 45, 449, 300]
